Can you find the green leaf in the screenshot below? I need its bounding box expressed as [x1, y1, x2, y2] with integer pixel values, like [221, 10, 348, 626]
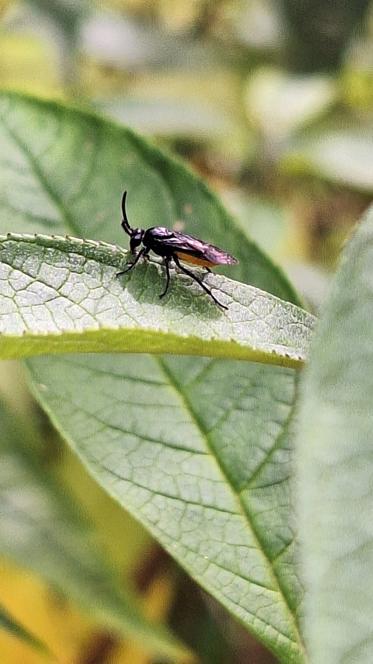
[28, 355, 306, 664]
[282, 130, 373, 193]
[0, 92, 306, 663]
[0, 603, 49, 655]
[0, 399, 190, 661]
[0, 232, 314, 364]
[296, 204, 373, 663]
[0, 91, 298, 303]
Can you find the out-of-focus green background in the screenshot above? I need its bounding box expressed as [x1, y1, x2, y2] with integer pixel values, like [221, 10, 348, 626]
[0, 1, 372, 662]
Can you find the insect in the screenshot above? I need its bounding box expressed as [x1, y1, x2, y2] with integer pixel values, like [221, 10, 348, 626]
[116, 192, 238, 309]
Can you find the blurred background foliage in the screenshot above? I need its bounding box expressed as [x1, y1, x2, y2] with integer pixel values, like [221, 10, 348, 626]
[0, 1, 372, 662]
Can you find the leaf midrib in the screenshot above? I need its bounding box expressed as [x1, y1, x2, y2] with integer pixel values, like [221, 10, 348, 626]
[155, 355, 305, 657]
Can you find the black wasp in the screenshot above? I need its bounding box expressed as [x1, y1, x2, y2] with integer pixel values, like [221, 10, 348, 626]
[117, 191, 238, 309]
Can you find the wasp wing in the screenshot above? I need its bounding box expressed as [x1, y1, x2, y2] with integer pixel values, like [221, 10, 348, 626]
[152, 229, 238, 265]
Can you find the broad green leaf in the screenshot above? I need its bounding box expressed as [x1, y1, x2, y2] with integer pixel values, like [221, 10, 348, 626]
[282, 130, 373, 193]
[28, 355, 306, 664]
[0, 233, 314, 364]
[0, 603, 49, 655]
[296, 204, 373, 663]
[0, 91, 298, 303]
[0, 92, 306, 663]
[0, 399, 189, 661]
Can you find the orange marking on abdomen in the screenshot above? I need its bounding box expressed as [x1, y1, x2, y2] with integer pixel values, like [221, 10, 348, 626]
[175, 252, 215, 268]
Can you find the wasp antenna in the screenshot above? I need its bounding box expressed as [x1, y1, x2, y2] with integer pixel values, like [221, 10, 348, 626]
[121, 190, 127, 215]
[121, 190, 133, 236]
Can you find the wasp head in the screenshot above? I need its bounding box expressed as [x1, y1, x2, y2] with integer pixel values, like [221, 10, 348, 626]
[130, 228, 144, 253]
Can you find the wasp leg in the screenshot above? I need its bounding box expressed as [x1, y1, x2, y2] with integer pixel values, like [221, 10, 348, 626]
[205, 267, 212, 274]
[159, 256, 172, 299]
[117, 248, 146, 277]
[173, 255, 227, 310]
